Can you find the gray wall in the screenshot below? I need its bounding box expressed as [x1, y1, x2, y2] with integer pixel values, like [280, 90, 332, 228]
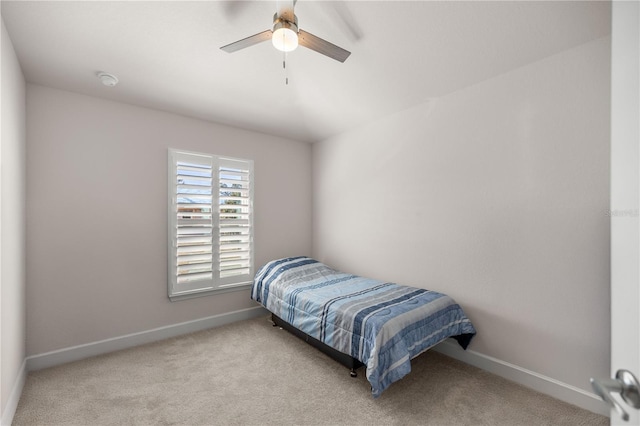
[312, 37, 611, 392]
[1, 18, 26, 417]
[26, 85, 312, 355]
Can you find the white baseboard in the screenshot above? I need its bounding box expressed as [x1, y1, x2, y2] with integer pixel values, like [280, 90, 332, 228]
[26, 306, 269, 372]
[433, 339, 610, 417]
[1, 358, 27, 426]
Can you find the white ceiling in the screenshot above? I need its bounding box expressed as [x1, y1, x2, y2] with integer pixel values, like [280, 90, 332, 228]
[1, 0, 611, 143]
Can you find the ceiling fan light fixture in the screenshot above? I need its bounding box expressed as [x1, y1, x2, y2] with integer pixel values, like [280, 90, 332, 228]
[272, 14, 298, 52]
[272, 27, 298, 52]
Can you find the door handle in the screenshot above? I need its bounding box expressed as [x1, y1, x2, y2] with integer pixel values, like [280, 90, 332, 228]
[590, 370, 640, 421]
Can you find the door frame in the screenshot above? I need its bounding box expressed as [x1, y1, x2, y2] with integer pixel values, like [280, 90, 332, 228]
[610, 1, 639, 425]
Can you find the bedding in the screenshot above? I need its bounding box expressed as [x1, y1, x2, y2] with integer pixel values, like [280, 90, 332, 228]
[251, 256, 476, 397]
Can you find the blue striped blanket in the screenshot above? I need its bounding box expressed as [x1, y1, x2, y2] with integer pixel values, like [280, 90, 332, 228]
[251, 257, 476, 397]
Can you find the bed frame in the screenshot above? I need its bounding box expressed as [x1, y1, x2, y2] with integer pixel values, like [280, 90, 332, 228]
[271, 313, 365, 378]
[271, 312, 474, 380]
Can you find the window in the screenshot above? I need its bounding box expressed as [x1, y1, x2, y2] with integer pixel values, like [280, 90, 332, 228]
[168, 149, 254, 301]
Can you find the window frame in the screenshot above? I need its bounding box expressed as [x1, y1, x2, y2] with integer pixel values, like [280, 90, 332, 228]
[168, 148, 254, 301]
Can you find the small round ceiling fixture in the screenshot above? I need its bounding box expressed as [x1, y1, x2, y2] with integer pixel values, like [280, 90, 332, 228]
[97, 72, 118, 87]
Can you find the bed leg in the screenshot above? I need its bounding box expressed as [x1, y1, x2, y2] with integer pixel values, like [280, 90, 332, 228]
[350, 368, 358, 378]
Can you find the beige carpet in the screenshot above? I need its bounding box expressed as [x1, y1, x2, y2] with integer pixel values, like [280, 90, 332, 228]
[14, 316, 607, 425]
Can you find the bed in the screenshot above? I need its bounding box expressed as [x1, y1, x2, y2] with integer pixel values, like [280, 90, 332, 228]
[251, 256, 476, 398]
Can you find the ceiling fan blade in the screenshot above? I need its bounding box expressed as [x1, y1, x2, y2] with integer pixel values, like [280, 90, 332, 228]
[222, 1, 249, 19]
[276, 0, 296, 22]
[298, 29, 351, 63]
[326, 2, 363, 42]
[220, 29, 273, 53]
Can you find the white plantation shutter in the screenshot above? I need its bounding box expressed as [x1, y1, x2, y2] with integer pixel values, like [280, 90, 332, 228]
[169, 149, 254, 300]
[219, 158, 253, 280]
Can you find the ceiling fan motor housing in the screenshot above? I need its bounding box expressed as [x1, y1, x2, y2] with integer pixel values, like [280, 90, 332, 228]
[273, 13, 298, 34]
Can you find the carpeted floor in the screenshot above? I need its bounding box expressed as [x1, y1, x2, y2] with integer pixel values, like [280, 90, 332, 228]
[13, 316, 608, 425]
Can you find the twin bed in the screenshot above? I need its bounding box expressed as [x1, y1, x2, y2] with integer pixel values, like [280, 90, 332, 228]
[251, 256, 476, 397]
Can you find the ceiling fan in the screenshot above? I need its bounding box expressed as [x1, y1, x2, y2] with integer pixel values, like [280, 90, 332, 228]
[220, 0, 351, 63]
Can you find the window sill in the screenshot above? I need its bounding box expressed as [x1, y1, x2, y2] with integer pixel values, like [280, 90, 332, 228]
[169, 282, 252, 302]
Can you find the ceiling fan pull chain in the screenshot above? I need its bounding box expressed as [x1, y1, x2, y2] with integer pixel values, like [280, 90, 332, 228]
[283, 51, 289, 85]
